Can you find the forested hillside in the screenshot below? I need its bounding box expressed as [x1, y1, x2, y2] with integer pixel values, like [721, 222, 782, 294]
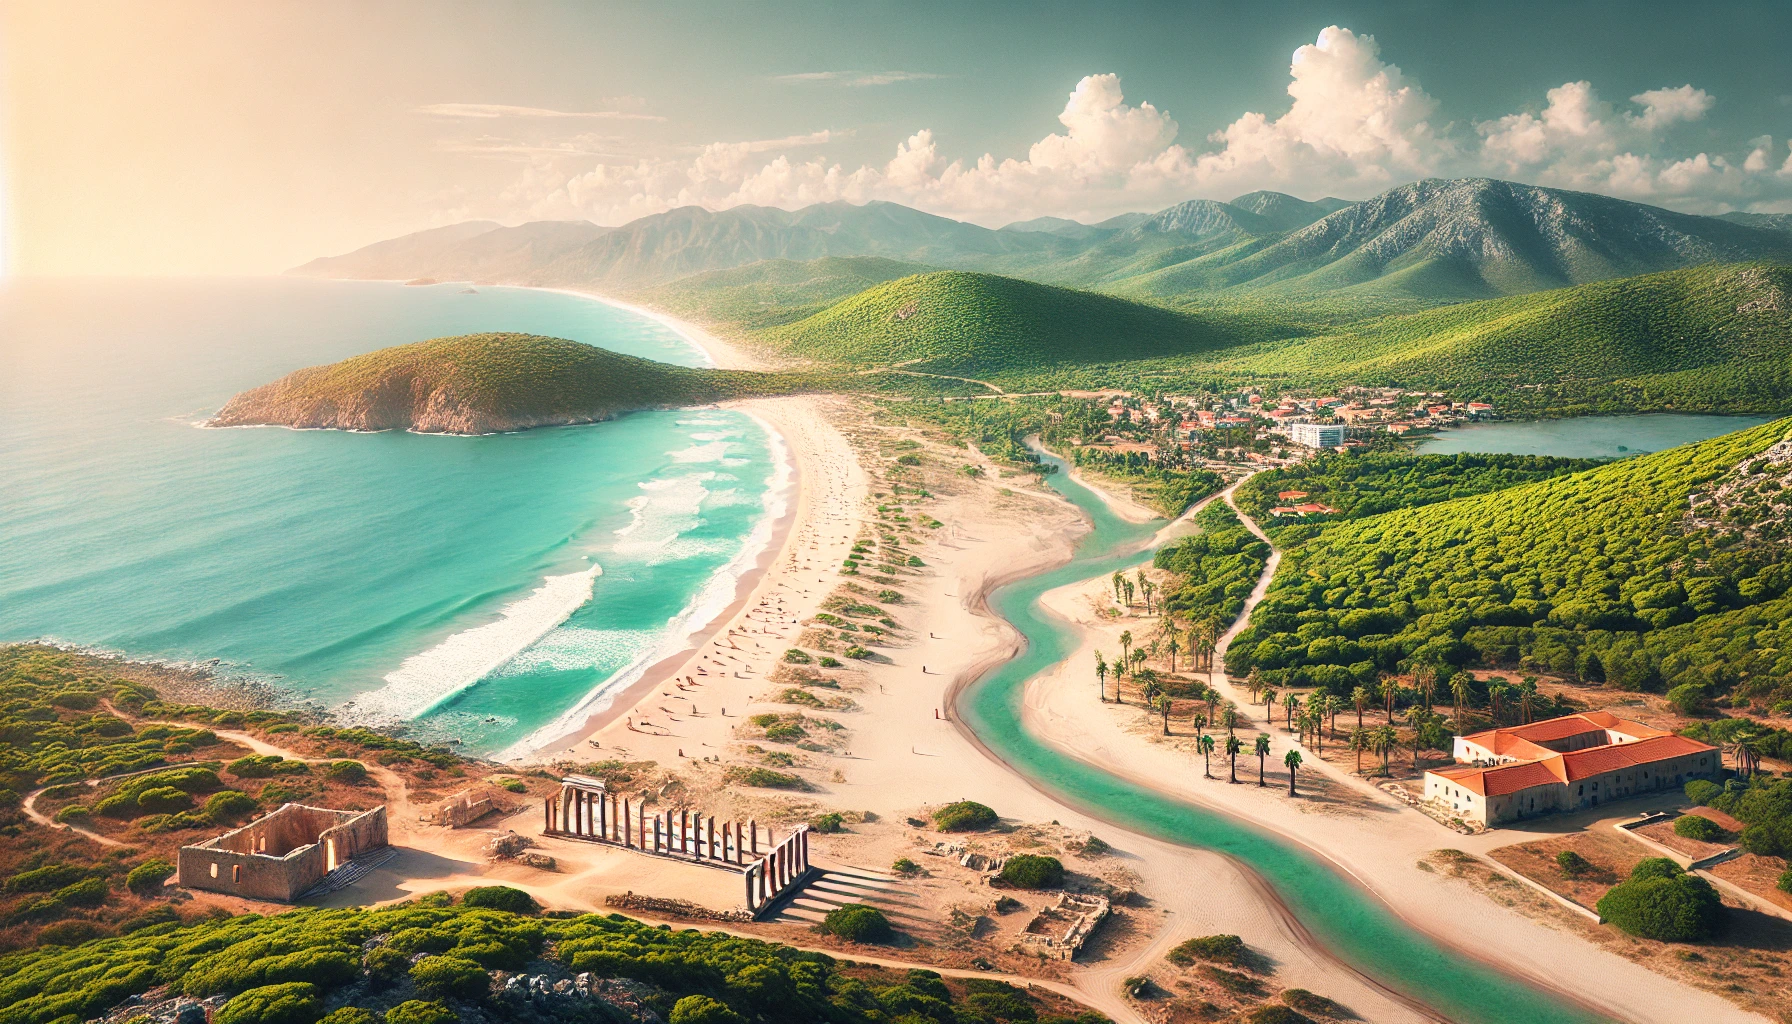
[1234, 452, 1605, 523]
[639, 256, 932, 330]
[1225, 419, 1792, 712]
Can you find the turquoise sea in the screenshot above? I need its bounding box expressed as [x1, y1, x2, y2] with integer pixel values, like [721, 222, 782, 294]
[0, 277, 784, 757]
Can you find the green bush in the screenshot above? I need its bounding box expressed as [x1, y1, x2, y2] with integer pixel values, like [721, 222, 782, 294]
[362, 946, 411, 985]
[497, 779, 526, 794]
[1247, 1007, 1313, 1024]
[817, 657, 841, 668]
[842, 645, 871, 659]
[1596, 859, 1724, 940]
[727, 767, 807, 790]
[1166, 934, 1245, 967]
[1279, 989, 1345, 1018]
[1778, 867, 1792, 894]
[384, 1002, 456, 1024]
[669, 995, 747, 1024]
[810, 812, 844, 834]
[55, 877, 111, 907]
[820, 903, 892, 943]
[408, 956, 489, 1001]
[998, 855, 1064, 890]
[228, 755, 305, 779]
[134, 786, 192, 814]
[782, 649, 812, 664]
[1685, 779, 1722, 805]
[4, 864, 91, 894]
[932, 800, 997, 832]
[126, 858, 176, 894]
[214, 983, 321, 1024]
[460, 886, 538, 915]
[325, 761, 369, 785]
[204, 790, 259, 822]
[892, 857, 920, 875]
[53, 804, 91, 823]
[37, 921, 109, 946]
[317, 1009, 375, 1024]
[1555, 850, 1593, 877]
[1673, 814, 1725, 842]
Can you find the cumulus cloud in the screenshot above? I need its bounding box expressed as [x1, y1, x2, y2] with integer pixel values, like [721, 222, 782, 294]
[469, 25, 1792, 226]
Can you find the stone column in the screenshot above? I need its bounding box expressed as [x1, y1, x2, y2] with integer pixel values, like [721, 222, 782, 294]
[707, 817, 717, 860]
[750, 819, 759, 855]
[622, 799, 632, 847]
[681, 810, 690, 854]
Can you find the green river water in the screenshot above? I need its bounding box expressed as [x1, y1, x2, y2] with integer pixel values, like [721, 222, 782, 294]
[954, 451, 1611, 1024]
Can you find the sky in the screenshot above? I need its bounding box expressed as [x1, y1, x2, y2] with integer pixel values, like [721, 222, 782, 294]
[6, 0, 1792, 275]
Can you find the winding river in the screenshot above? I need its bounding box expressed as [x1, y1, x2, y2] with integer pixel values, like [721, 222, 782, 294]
[954, 451, 1609, 1024]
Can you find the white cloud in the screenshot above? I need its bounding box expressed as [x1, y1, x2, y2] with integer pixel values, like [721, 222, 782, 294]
[470, 26, 1792, 226]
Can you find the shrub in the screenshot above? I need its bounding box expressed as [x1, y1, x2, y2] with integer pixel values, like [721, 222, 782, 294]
[810, 812, 844, 834]
[998, 854, 1064, 890]
[1247, 1007, 1313, 1024]
[818, 657, 842, 668]
[55, 877, 111, 906]
[1778, 868, 1792, 895]
[1074, 835, 1111, 857]
[126, 858, 176, 894]
[1555, 850, 1593, 877]
[820, 903, 892, 943]
[1279, 989, 1345, 1018]
[4, 863, 91, 893]
[783, 649, 813, 664]
[215, 983, 321, 1024]
[204, 790, 259, 822]
[134, 786, 192, 814]
[933, 800, 997, 832]
[727, 767, 807, 790]
[1596, 859, 1724, 940]
[363, 946, 411, 984]
[53, 804, 91, 823]
[385, 1002, 456, 1024]
[1673, 814, 1725, 842]
[1166, 934, 1245, 967]
[895, 454, 921, 466]
[842, 646, 871, 659]
[764, 723, 806, 743]
[318, 1009, 375, 1024]
[1665, 683, 1709, 716]
[892, 857, 920, 875]
[37, 921, 109, 946]
[497, 778, 526, 793]
[409, 956, 490, 1001]
[229, 755, 305, 779]
[460, 886, 538, 915]
[325, 761, 369, 785]
[1684, 779, 1722, 805]
[669, 995, 746, 1024]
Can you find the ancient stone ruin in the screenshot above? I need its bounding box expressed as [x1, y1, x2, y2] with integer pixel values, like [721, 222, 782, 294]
[178, 802, 388, 901]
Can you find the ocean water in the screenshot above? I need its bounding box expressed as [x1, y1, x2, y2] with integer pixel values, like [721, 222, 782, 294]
[0, 277, 783, 756]
[1419, 412, 1772, 457]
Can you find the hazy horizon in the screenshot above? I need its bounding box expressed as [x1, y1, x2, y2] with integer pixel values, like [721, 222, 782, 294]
[7, 1, 1792, 277]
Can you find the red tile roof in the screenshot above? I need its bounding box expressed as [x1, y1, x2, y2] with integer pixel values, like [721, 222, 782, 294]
[1432, 760, 1563, 796]
[1559, 735, 1714, 781]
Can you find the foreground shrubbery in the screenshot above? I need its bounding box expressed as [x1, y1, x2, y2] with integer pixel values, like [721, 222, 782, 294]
[1686, 775, 1792, 858]
[932, 800, 997, 832]
[819, 903, 892, 944]
[1596, 858, 1724, 941]
[997, 854, 1064, 890]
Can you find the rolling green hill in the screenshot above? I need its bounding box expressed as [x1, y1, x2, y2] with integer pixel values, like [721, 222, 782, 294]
[1224, 418, 1792, 710]
[210, 333, 808, 434]
[1202, 262, 1792, 410]
[756, 271, 1296, 378]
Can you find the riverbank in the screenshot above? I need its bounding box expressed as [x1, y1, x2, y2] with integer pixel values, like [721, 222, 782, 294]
[1022, 488, 1765, 1024]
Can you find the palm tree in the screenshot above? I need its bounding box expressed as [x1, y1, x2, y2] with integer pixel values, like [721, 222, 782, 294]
[1206, 691, 1219, 727]
[1450, 677, 1471, 725]
[1349, 727, 1369, 774]
[1308, 710, 1325, 753]
[1413, 663, 1437, 712]
[1226, 734, 1242, 783]
[1374, 724, 1398, 775]
[1352, 685, 1370, 730]
[1487, 681, 1507, 726]
[1095, 652, 1108, 703]
[1283, 692, 1301, 730]
[1729, 731, 1764, 778]
[1111, 570, 1125, 602]
[1199, 733, 1215, 778]
[1118, 630, 1133, 676]
[1123, 579, 1135, 607]
[1130, 649, 1147, 678]
[1262, 687, 1278, 722]
[1246, 669, 1262, 703]
[1153, 694, 1173, 735]
[1382, 677, 1398, 724]
[1136, 570, 1149, 612]
[1255, 734, 1271, 785]
[1167, 634, 1180, 674]
[1284, 749, 1303, 796]
[1517, 685, 1538, 725]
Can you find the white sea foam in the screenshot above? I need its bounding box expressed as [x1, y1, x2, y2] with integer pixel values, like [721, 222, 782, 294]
[612, 473, 710, 559]
[498, 416, 794, 760]
[341, 564, 602, 723]
[669, 441, 731, 464]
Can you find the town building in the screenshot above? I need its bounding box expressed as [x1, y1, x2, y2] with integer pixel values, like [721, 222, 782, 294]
[1289, 423, 1347, 448]
[179, 802, 388, 901]
[1423, 712, 1718, 826]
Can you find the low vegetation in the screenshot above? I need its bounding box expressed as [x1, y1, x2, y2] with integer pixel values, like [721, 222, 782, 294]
[996, 854, 1064, 890]
[1155, 502, 1271, 633]
[1595, 858, 1724, 941]
[932, 800, 997, 832]
[1235, 451, 1603, 524]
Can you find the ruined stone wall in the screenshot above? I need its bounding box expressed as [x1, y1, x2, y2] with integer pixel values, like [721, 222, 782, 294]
[179, 803, 388, 902]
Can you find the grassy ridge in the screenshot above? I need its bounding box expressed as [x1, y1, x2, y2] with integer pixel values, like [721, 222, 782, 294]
[1224, 419, 1792, 709]
[759, 271, 1298, 377]
[638, 255, 933, 331]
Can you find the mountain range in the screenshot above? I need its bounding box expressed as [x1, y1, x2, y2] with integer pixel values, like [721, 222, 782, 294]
[294, 178, 1792, 306]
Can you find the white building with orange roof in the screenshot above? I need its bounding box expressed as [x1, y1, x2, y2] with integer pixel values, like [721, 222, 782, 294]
[1423, 711, 1718, 825]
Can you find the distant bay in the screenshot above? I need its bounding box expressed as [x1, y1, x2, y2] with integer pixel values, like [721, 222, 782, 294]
[1418, 413, 1775, 458]
[0, 277, 783, 756]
